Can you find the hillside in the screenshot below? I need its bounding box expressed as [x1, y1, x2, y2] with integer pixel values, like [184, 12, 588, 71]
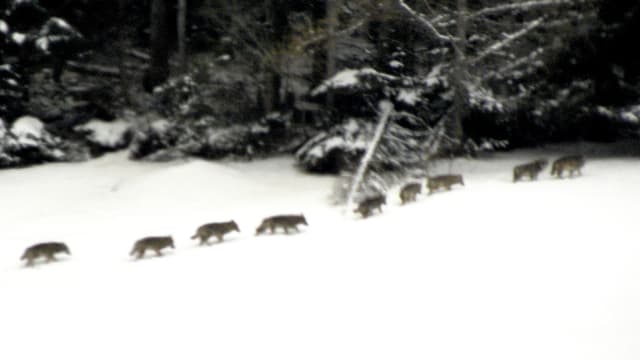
[0, 146, 639, 360]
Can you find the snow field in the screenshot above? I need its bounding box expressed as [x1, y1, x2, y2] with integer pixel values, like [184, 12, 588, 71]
[0, 150, 639, 360]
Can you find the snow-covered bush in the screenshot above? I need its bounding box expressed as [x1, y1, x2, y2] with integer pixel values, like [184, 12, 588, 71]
[295, 118, 370, 174]
[299, 68, 449, 174]
[296, 113, 438, 202]
[0, 1, 85, 119]
[0, 115, 72, 167]
[0, 119, 19, 167]
[129, 116, 182, 161]
[74, 118, 132, 150]
[0, 64, 25, 120]
[151, 75, 205, 119]
[134, 69, 303, 162]
[129, 111, 307, 161]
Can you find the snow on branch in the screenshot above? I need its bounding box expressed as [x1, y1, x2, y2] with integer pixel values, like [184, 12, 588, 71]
[296, 19, 367, 50]
[396, 0, 455, 43]
[66, 61, 121, 77]
[482, 48, 545, 81]
[470, 17, 544, 65]
[470, 0, 589, 19]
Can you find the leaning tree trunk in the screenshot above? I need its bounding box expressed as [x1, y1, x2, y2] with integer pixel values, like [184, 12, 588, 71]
[144, 0, 170, 92]
[345, 100, 394, 214]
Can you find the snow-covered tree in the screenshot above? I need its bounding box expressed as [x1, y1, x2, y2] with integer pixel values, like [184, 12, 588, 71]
[296, 67, 454, 201]
[0, 115, 90, 168]
[0, 0, 84, 120]
[395, 0, 601, 146]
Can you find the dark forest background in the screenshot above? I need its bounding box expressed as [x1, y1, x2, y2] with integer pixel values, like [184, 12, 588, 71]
[0, 0, 639, 176]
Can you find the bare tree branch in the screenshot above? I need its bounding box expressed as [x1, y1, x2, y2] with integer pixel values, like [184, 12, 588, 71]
[396, 0, 456, 43]
[481, 48, 545, 81]
[296, 19, 366, 50]
[470, 0, 589, 19]
[470, 17, 545, 65]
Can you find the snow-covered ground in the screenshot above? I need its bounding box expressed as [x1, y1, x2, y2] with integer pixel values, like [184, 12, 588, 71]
[1, 147, 639, 360]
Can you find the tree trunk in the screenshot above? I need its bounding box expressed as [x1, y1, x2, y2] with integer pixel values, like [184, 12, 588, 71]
[325, 0, 338, 108]
[117, 0, 131, 104]
[345, 100, 394, 213]
[262, 0, 289, 113]
[310, 0, 327, 87]
[177, 0, 187, 74]
[449, 0, 467, 145]
[144, 0, 170, 92]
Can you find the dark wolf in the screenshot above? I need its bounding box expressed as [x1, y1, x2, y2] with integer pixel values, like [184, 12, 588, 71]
[399, 182, 422, 204]
[551, 155, 585, 178]
[427, 174, 464, 194]
[21, 242, 71, 267]
[513, 159, 548, 182]
[191, 221, 240, 245]
[130, 236, 175, 259]
[354, 194, 386, 218]
[255, 215, 308, 235]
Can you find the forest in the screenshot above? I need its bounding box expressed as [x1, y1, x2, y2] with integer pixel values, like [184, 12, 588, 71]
[2, 3, 640, 356]
[0, 0, 639, 183]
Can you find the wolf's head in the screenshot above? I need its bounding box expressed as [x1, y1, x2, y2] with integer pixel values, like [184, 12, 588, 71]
[230, 220, 240, 232]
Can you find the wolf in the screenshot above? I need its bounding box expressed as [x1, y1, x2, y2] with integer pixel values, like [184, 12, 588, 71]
[427, 174, 464, 194]
[191, 221, 240, 245]
[130, 236, 175, 259]
[354, 194, 386, 218]
[513, 159, 548, 182]
[399, 182, 422, 204]
[21, 242, 71, 266]
[255, 214, 308, 235]
[551, 155, 585, 178]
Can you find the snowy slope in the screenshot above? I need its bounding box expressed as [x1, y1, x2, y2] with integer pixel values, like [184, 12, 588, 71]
[0, 148, 639, 360]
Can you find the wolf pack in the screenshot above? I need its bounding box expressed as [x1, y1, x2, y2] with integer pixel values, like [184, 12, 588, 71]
[19, 154, 585, 267]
